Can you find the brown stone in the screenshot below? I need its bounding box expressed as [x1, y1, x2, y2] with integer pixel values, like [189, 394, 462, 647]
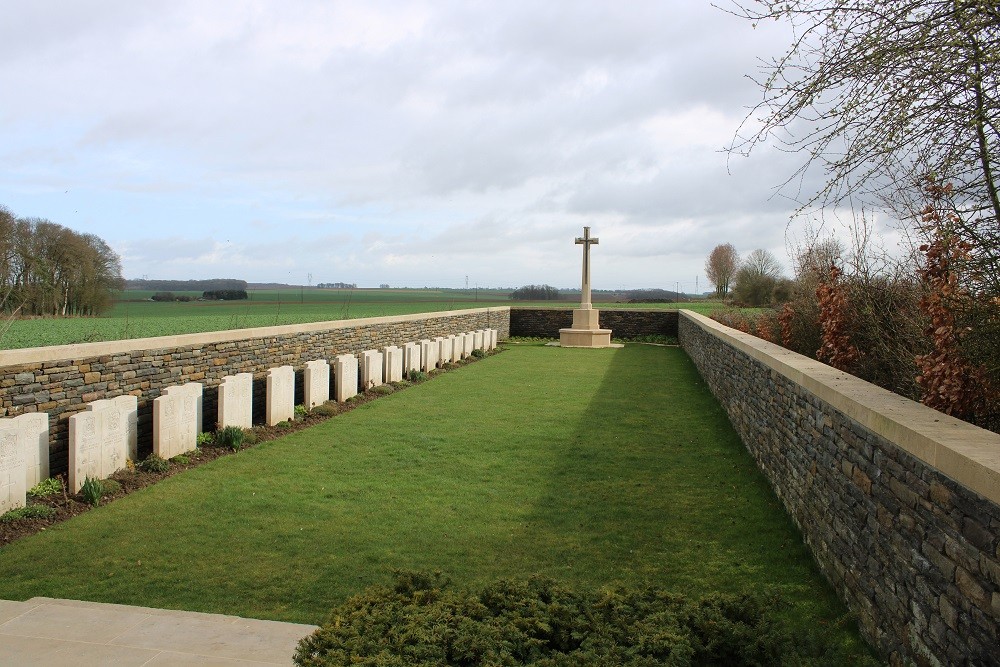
[955, 566, 991, 612]
[852, 466, 872, 495]
[83, 371, 101, 384]
[939, 595, 958, 630]
[929, 481, 952, 508]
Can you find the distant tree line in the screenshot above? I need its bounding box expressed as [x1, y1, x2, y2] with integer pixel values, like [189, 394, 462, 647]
[127, 278, 247, 292]
[510, 284, 561, 300]
[1, 205, 124, 316]
[202, 290, 248, 300]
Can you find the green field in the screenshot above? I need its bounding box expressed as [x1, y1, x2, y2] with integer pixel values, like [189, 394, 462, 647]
[0, 344, 872, 660]
[0, 289, 727, 350]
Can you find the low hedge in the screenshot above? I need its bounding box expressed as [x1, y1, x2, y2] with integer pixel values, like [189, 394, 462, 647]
[295, 572, 874, 666]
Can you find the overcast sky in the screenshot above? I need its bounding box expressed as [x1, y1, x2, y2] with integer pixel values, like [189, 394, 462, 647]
[0, 1, 900, 291]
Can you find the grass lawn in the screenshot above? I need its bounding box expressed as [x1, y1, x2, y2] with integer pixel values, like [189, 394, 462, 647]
[0, 343, 870, 656]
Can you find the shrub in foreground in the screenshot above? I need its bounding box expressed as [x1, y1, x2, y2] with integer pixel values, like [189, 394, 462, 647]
[295, 572, 875, 667]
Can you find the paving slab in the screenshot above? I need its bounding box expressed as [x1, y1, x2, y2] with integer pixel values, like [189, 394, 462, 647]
[0, 597, 317, 667]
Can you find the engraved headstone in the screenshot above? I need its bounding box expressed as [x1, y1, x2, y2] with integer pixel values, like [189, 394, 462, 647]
[403, 342, 421, 374]
[0, 413, 48, 513]
[437, 337, 452, 365]
[334, 354, 359, 402]
[361, 350, 384, 389]
[266, 366, 295, 425]
[164, 383, 204, 434]
[218, 373, 253, 429]
[474, 330, 485, 350]
[464, 332, 475, 357]
[384, 346, 403, 383]
[420, 339, 438, 372]
[69, 396, 137, 492]
[451, 334, 463, 360]
[304, 360, 331, 409]
[154, 384, 202, 460]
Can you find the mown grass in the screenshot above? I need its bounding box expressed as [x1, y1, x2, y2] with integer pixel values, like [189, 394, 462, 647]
[0, 344, 871, 658]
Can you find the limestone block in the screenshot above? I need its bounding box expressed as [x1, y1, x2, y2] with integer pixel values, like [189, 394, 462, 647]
[218, 373, 253, 429]
[434, 336, 455, 366]
[487, 329, 498, 350]
[464, 332, 475, 357]
[474, 330, 485, 350]
[334, 354, 358, 403]
[164, 383, 204, 434]
[384, 346, 403, 383]
[420, 339, 438, 372]
[68, 397, 133, 492]
[361, 350, 384, 389]
[154, 383, 202, 460]
[266, 366, 295, 425]
[304, 360, 331, 409]
[403, 342, 421, 374]
[0, 413, 48, 513]
[447, 334, 460, 360]
[113, 395, 139, 463]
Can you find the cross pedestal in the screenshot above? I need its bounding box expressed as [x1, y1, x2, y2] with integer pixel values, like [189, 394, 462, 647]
[559, 226, 614, 348]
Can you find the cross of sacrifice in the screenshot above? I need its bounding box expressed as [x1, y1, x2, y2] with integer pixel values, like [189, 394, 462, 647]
[575, 226, 599, 309]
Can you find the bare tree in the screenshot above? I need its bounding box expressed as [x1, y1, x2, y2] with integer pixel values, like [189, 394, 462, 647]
[724, 0, 1000, 278]
[732, 248, 783, 306]
[705, 243, 740, 298]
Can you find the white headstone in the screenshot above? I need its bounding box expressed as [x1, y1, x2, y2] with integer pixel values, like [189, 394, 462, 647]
[69, 397, 134, 493]
[474, 330, 485, 350]
[488, 329, 498, 350]
[334, 354, 359, 402]
[420, 339, 438, 372]
[0, 413, 48, 513]
[384, 346, 403, 383]
[361, 350, 384, 389]
[436, 337, 452, 365]
[164, 383, 204, 434]
[449, 334, 462, 360]
[266, 366, 295, 425]
[464, 332, 475, 357]
[154, 384, 202, 460]
[218, 373, 253, 429]
[304, 360, 331, 409]
[403, 342, 421, 374]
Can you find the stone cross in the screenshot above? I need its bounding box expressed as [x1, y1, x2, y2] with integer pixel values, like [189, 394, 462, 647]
[575, 226, 599, 309]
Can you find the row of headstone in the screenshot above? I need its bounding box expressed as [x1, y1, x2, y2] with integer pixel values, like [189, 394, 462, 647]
[0, 328, 499, 509]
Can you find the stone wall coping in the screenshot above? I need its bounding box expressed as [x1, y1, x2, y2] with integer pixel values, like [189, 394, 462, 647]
[681, 309, 1000, 505]
[0, 307, 510, 367]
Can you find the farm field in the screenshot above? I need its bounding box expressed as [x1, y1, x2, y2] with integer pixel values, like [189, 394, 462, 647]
[0, 288, 726, 350]
[0, 344, 873, 661]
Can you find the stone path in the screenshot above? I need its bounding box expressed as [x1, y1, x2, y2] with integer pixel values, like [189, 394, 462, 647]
[0, 597, 317, 666]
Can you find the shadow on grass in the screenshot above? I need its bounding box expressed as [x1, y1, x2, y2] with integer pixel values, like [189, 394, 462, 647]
[514, 344, 860, 633]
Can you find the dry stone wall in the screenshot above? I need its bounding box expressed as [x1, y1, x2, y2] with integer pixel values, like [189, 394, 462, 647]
[0, 308, 509, 478]
[509, 307, 678, 339]
[679, 310, 1000, 666]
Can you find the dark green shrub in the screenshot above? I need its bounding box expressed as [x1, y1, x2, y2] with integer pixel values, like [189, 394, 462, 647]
[1, 504, 57, 523]
[171, 454, 190, 465]
[28, 477, 63, 498]
[294, 573, 876, 667]
[101, 478, 122, 497]
[406, 370, 428, 382]
[471, 348, 486, 358]
[312, 402, 340, 417]
[80, 477, 103, 506]
[373, 384, 394, 395]
[216, 425, 247, 451]
[139, 454, 170, 473]
[294, 404, 308, 419]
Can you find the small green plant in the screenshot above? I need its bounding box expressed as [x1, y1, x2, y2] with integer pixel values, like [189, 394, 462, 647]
[139, 454, 170, 473]
[277, 420, 293, 429]
[80, 477, 103, 507]
[243, 429, 260, 445]
[100, 478, 122, 497]
[406, 370, 428, 382]
[196, 432, 214, 447]
[28, 477, 63, 498]
[1, 504, 57, 523]
[373, 384, 394, 396]
[312, 402, 340, 417]
[471, 348, 486, 358]
[294, 404, 308, 419]
[392, 380, 412, 389]
[171, 454, 191, 465]
[216, 425, 247, 452]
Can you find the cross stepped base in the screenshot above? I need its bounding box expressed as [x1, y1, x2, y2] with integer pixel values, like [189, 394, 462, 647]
[558, 308, 613, 348]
